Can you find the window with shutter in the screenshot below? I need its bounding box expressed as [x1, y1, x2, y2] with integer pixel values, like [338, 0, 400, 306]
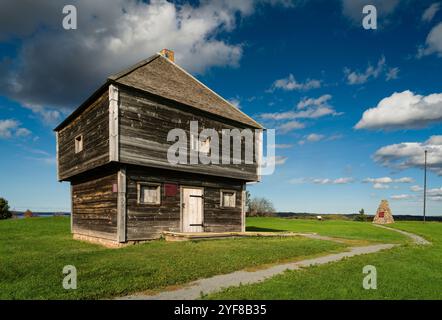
[138, 183, 161, 205]
[221, 190, 236, 208]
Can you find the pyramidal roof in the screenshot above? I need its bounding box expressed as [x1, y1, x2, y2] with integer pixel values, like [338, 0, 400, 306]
[55, 53, 263, 131]
[110, 53, 262, 129]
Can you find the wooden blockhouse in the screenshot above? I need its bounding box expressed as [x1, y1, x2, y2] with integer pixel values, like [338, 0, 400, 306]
[55, 50, 263, 245]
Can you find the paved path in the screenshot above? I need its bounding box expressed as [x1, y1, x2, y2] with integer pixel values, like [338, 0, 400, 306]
[117, 226, 430, 300]
[373, 224, 431, 245]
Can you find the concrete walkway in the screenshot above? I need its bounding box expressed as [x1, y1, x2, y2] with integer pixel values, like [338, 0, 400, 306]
[118, 243, 396, 300]
[117, 225, 430, 300]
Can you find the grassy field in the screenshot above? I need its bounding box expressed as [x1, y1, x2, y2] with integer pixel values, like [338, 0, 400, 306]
[0, 217, 345, 299]
[246, 217, 409, 244]
[2, 216, 433, 300]
[207, 220, 442, 300]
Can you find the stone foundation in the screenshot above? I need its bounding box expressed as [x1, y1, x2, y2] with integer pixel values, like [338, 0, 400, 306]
[72, 233, 149, 248]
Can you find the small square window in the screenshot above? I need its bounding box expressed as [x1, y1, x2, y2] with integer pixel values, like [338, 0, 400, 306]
[138, 183, 161, 205]
[74, 134, 83, 153]
[221, 190, 236, 208]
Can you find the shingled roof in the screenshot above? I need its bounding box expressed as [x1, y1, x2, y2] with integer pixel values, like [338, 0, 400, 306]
[55, 53, 262, 131]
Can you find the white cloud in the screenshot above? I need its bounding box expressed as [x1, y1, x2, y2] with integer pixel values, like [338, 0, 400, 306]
[261, 94, 340, 122]
[333, 177, 355, 184]
[306, 133, 325, 142]
[355, 90, 442, 130]
[264, 95, 341, 134]
[364, 177, 393, 184]
[15, 127, 32, 137]
[270, 143, 293, 149]
[428, 187, 442, 197]
[269, 74, 321, 91]
[373, 183, 390, 189]
[344, 56, 387, 85]
[23, 103, 62, 125]
[0, 0, 292, 123]
[288, 177, 307, 184]
[0, 119, 31, 139]
[265, 155, 288, 166]
[313, 177, 354, 185]
[390, 194, 413, 200]
[345, 57, 384, 84]
[422, 3, 440, 22]
[26, 156, 57, 165]
[277, 120, 305, 133]
[427, 135, 442, 145]
[297, 94, 332, 109]
[289, 177, 354, 185]
[298, 131, 342, 146]
[373, 135, 442, 175]
[386, 67, 399, 81]
[410, 185, 423, 192]
[364, 176, 413, 189]
[228, 98, 241, 109]
[418, 22, 442, 58]
[394, 177, 414, 183]
[0, 119, 18, 138]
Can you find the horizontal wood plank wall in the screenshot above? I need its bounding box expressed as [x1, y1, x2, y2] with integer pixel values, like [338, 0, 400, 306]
[118, 86, 259, 182]
[126, 166, 244, 240]
[71, 169, 118, 240]
[58, 90, 110, 181]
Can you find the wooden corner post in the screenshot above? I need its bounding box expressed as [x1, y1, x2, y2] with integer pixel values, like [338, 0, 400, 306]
[109, 84, 119, 162]
[241, 187, 246, 232]
[117, 167, 127, 243]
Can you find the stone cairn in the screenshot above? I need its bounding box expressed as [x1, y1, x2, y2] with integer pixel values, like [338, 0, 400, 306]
[372, 200, 394, 224]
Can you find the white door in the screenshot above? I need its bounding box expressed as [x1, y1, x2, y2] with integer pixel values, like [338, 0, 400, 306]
[182, 188, 204, 233]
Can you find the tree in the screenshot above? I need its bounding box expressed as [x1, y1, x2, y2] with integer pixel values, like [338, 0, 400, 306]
[245, 190, 251, 212]
[247, 197, 276, 217]
[0, 198, 12, 220]
[354, 208, 367, 222]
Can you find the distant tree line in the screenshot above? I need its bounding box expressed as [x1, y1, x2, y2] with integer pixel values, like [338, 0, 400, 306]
[245, 191, 276, 217]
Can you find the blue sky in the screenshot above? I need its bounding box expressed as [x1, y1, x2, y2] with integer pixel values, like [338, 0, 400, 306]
[1, 0, 442, 215]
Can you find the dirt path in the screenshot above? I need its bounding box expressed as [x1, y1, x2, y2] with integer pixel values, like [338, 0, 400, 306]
[117, 226, 430, 300]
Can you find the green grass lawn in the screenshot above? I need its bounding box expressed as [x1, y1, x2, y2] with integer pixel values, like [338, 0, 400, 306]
[0, 217, 344, 299]
[246, 217, 409, 244]
[207, 220, 442, 300]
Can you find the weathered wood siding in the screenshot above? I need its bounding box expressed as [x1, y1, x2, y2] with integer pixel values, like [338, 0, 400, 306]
[126, 166, 244, 240]
[71, 169, 118, 240]
[57, 91, 110, 181]
[119, 86, 259, 182]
